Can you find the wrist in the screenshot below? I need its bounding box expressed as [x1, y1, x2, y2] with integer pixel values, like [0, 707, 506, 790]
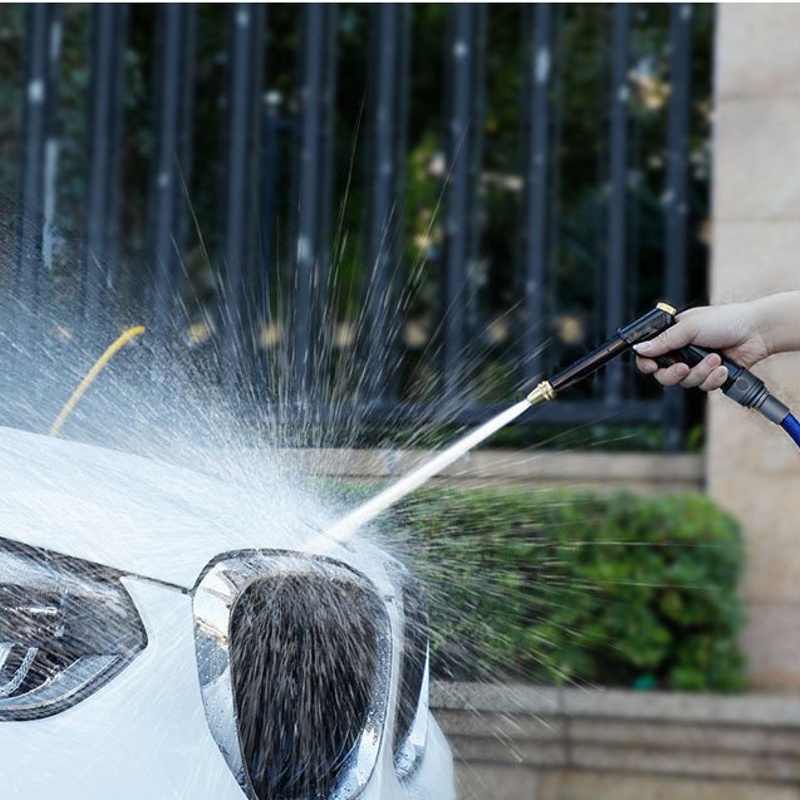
[751, 291, 800, 357]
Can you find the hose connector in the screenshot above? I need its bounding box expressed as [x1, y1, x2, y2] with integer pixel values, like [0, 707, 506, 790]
[655, 343, 792, 426]
[527, 380, 556, 406]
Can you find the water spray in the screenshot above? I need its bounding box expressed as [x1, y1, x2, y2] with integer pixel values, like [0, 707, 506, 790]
[317, 301, 800, 549]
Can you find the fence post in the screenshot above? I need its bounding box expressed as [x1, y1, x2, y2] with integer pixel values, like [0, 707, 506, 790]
[149, 4, 196, 347]
[604, 3, 631, 406]
[663, 4, 693, 450]
[441, 4, 485, 404]
[14, 4, 59, 324]
[292, 4, 337, 401]
[219, 4, 266, 393]
[259, 91, 283, 336]
[522, 4, 553, 388]
[79, 4, 128, 342]
[363, 4, 410, 409]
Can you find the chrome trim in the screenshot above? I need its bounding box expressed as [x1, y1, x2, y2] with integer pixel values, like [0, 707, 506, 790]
[192, 550, 393, 800]
[394, 646, 430, 779]
[390, 569, 430, 780]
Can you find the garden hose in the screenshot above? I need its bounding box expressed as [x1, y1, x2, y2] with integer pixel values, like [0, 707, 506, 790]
[49, 325, 146, 437]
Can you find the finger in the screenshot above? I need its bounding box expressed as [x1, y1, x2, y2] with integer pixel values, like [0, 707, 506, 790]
[698, 365, 729, 392]
[632, 314, 700, 358]
[652, 362, 690, 387]
[677, 352, 722, 389]
[635, 356, 658, 374]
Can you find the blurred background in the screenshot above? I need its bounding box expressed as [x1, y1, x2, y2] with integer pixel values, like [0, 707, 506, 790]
[0, 3, 714, 445]
[2, 4, 800, 799]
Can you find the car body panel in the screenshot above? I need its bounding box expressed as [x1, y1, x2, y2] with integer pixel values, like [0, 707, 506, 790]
[0, 580, 244, 798]
[0, 427, 456, 799]
[0, 426, 354, 588]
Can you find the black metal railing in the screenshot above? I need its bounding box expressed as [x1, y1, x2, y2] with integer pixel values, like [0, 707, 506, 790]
[3, 3, 713, 448]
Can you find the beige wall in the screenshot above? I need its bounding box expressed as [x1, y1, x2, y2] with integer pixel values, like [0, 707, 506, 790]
[710, 4, 800, 688]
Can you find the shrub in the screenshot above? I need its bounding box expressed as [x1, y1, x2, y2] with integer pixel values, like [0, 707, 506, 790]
[381, 487, 746, 692]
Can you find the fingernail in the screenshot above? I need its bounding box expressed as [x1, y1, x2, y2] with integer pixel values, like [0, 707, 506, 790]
[633, 341, 653, 354]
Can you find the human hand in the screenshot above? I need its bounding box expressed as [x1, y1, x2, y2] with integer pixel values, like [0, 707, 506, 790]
[633, 302, 769, 392]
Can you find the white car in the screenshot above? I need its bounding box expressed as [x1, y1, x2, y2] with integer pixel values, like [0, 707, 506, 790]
[0, 425, 455, 799]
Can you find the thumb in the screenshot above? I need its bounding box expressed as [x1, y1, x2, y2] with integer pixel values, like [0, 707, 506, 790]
[633, 317, 699, 357]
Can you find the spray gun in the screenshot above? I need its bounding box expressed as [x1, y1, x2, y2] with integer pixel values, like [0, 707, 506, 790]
[526, 301, 800, 447]
[316, 300, 799, 548]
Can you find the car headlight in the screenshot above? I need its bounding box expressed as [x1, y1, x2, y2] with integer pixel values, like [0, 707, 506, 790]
[194, 551, 393, 800]
[0, 541, 147, 720]
[393, 575, 430, 778]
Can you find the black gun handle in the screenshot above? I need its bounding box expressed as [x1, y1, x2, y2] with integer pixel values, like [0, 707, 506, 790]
[654, 345, 744, 393]
[642, 312, 790, 423]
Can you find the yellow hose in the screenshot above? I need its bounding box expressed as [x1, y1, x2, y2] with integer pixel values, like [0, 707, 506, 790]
[49, 325, 146, 437]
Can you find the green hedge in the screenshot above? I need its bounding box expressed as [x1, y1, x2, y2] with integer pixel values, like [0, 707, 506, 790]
[379, 488, 746, 692]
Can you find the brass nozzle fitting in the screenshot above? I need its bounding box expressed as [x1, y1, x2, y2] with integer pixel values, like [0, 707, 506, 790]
[526, 380, 556, 406]
[656, 301, 677, 315]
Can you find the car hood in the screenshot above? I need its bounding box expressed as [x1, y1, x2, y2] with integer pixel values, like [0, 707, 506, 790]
[0, 426, 385, 589]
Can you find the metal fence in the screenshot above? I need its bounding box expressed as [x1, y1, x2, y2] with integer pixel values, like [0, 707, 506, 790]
[4, 4, 712, 448]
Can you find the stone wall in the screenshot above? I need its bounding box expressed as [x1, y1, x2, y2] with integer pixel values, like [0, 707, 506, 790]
[708, 4, 800, 688]
[282, 448, 703, 495]
[432, 682, 800, 800]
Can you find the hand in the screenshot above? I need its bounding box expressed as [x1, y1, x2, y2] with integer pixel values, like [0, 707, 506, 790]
[633, 302, 769, 391]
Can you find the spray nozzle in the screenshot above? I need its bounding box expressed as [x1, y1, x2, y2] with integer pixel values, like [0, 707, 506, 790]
[527, 302, 677, 405]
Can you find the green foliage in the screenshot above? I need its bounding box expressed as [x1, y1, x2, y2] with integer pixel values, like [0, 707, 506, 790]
[381, 486, 745, 691]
